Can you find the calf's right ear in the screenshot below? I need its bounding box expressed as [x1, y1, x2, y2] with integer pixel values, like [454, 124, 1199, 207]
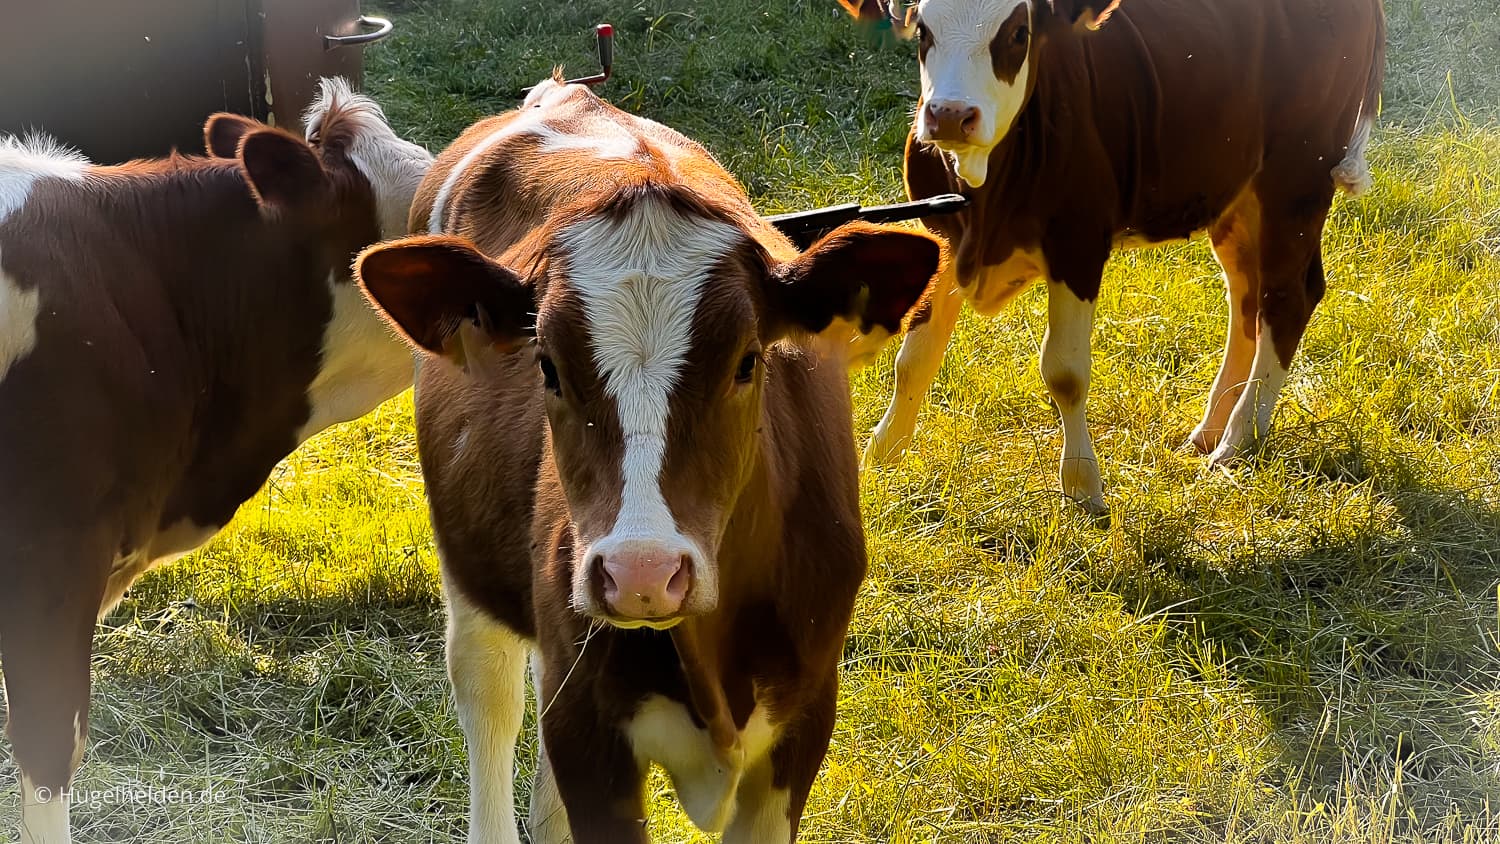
[355, 235, 536, 368]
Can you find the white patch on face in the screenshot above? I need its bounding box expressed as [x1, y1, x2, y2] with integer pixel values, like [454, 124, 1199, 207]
[0, 133, 88, 223]
[916, 0, 1033, 187]
[19, 770, 71, 844]
[626, 694, 778, 833]
[297, 273, 415, 444]
[302, 77, 433, 239]
[1, 253, 42, 384]
[559, 199, 741, 593]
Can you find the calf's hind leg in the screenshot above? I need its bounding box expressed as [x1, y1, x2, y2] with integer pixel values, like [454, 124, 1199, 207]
[1191, 190, 1263, 454]
[1209, 181, 1333, 465]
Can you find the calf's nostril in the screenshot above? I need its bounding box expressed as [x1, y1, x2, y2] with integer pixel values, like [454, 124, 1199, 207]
[666, 555, 692, 598]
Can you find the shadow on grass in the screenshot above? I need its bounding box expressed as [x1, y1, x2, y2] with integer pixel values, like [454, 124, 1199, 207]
[1101, 445, 1500, 826]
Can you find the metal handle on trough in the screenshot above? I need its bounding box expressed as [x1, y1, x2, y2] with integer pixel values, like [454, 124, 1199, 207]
[324, 15, 394, 50]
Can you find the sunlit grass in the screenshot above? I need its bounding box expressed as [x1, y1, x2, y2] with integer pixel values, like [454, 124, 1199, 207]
[3, 0, 1497, 841]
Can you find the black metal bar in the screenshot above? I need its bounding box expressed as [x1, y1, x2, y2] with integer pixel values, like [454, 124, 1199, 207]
[767, 193, 969, 249]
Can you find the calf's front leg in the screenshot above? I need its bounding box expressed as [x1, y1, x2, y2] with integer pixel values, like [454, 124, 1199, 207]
[1041, 279, 1106, 515]
[444, 577, 528, 844]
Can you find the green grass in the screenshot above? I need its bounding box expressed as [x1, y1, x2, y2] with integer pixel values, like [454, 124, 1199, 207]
[5, 0, 1499, 840]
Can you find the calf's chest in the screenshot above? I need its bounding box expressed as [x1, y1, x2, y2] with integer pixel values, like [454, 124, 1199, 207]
[625, 693, 779, 833]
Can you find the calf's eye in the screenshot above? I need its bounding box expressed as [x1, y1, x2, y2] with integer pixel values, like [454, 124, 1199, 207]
[1013, 25, 1029, 45]
[734, 352, 758, 385]
[539, 355, 561, 396]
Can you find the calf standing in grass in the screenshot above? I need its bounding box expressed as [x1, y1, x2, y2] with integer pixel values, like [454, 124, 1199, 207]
[841, 0, 1386, 513]
[0, 79, 430, 844]
[355, 78, 941, 842]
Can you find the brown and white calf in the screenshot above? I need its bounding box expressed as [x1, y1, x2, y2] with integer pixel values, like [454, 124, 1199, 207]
[0, 79, 430, 844]
[841, 0, 1386, 512]
[355, 78, 940, 842]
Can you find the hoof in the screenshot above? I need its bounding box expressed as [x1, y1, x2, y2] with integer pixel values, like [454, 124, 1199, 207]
[1206, 440, 1247, 469]
[1185, 428, 1220, 455]
[1073, 494, 1110, 522]
[862, 430, 911, 468]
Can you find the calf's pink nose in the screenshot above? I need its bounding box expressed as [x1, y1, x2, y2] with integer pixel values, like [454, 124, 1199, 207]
[594, 539, 694, 620]
[925, 101, 981, 143]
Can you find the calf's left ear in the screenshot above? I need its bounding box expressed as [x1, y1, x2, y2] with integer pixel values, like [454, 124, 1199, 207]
[356, 235, 536, 372]
[767, 221, 942, 342]
[237, 129, 332, 210]
[1048, 0, 1120, 30]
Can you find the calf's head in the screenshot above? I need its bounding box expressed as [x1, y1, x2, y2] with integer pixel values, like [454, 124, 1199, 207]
[206, 77, 431, 246]
[846, 0, 1117, 187]
[357, 186, 940, 628]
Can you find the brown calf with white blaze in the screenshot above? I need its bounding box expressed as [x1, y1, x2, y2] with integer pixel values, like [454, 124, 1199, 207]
[841, 0, 1386, 512]
[355, 78, 941, 843]
[0, 79, 430, 844]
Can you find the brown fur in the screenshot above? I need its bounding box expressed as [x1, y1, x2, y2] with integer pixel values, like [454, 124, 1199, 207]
[0, 111, 387, 804]
[360, 81, 941, 840]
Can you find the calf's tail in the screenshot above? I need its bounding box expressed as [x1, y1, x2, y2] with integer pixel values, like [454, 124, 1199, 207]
[1331, 0, 1386, 196]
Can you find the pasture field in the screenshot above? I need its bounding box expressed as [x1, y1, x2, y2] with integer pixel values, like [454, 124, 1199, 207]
[4, 0, 1497, 841]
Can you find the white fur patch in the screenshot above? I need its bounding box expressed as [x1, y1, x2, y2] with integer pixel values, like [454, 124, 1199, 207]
[428, 108, 555, 235]
[302, 77, 433, 239]
[444, 574, 528, 844]
[0, 254, 41, 384]
[625, 694, 778, 833]
[534, 121, 643, 160]
[559, 199, 741, 591]
[19, 771, 70, 844]
[296, 274, 415, 443]
[916, 0, 1033, 187]
[0, 134, 87, 223]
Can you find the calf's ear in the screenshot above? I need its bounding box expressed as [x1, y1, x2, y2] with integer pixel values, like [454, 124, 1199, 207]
[204, 113, 259, 158]
[1048, 0, 1121, 30]
[766, 221, 942, 346]
[237, 129, 332, 210]
[356, 235, 536, 370]
[837, 0, 918, 39]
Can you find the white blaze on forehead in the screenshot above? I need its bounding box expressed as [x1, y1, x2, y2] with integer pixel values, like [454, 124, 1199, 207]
[1, 251, 42, 384]
[302, 77, 433, 239]
[917, 0, 1033, 187]
[1, 133, 87, 222]
[560, 197, 742, 541]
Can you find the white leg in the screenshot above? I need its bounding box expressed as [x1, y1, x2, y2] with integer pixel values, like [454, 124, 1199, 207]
[1208, 320, 1289, 465]
[445, 576, 528, 844]
[19, 771, 71, 844]
[864, 264, 963, 466]
[1191, 203, 1260, 454]
[526, 654, 570, 844]
[1041, 281, 1105, 514]
[723, 756, 790, 844]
